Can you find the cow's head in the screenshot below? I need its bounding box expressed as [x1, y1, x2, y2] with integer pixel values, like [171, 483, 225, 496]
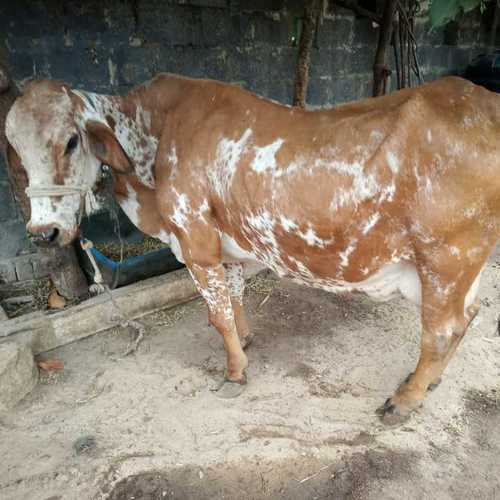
[5, 80, 132, 246]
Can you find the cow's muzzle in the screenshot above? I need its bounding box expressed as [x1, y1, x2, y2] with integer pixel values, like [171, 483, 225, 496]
[27, 226, 61, 247]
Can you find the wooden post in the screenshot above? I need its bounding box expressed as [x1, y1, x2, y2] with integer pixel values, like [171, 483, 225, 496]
[293, 0, 322, 108]
[491, 0, 500, 48]
[373, 0, 397, 97]
[0, 51, 88, 299]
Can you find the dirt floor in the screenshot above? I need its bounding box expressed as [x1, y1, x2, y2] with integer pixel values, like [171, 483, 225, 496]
[1, 258, 499, 499]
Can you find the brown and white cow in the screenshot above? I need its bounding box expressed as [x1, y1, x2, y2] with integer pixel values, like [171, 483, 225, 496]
[5, 74, 500, 424]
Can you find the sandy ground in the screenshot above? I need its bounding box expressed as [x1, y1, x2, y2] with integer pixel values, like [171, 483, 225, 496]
[1, 257, 499, 499]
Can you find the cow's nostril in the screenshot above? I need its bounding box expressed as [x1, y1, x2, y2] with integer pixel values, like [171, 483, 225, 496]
[28, 227, 60, 246]
[48, 227, 59, 243]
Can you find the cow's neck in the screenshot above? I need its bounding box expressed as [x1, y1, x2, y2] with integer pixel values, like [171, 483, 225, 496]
[74, 90, 160, 189]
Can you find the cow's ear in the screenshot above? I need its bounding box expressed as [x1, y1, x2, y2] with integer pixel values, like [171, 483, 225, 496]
[85, 120, 133, 174]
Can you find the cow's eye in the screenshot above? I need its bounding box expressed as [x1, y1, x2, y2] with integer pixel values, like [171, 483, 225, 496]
[65, 134, 79, 155]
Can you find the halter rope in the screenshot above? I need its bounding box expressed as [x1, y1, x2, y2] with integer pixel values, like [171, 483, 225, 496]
[25, 184, 100, 215]
[25, 185, 88, 197]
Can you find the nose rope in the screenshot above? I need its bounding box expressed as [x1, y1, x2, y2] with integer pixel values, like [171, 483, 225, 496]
[25, 185, 100, 215]
[25, 185, 88, 197]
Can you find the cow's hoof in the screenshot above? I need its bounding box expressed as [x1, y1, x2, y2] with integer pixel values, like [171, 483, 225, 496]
[240, 333, 254, 350]
[428, 378, 441, 391]
[214, 373, 247, 399]
[403, 372, 442, 392]
[376, 398, 412, 426]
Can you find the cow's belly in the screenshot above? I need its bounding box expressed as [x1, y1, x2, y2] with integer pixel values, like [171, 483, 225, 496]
[156, 229, 421, 305]
[288, 261, 422, 305]
[219, 231, 421, 305]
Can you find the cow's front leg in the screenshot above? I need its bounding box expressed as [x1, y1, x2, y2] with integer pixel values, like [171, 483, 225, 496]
[224, 263, 254, 349]
[378, 262, 484, 425]
[189, 262, 249, 398]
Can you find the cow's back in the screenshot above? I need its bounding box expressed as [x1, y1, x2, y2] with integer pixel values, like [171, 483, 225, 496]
[155, 75, 500, 281]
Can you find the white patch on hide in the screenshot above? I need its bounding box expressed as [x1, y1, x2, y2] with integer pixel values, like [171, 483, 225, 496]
[171, 190, 191, 231]
[221, 233, 257, 263]
[168, 144, 178, 167]
[297, 227, 332, 248]
[329, 161, 381, 211]
[250, 138, 284, 173]
[119, 184, 140, 226]
[339, 241, 357, 268]
[155, 229, 185, 263]
[361, 212, 380, 235]
[211, 128, 253, 198]
[386, 152, 400, 174]
[280, 216, 298, 232]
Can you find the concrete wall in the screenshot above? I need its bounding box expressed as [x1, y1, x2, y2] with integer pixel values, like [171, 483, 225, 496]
[0, 0, 490, 263]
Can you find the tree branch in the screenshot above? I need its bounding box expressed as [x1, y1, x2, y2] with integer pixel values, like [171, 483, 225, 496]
[373, 0, 397, 97]
[293, 0, 322, 108]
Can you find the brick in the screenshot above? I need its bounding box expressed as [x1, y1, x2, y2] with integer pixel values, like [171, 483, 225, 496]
[449, 48, 472, 74]
[317, 17, 353, 49]
[4, 48, 34, 82]
[137, 4, 203, 47]
[331, 75, 363, 105]
[346, 46, 376, 75]
[0, 260, 16, 283]
[0, 221, 32, 261]
[419, 46, 451, 71]
[352, 17, 378, 47]
[200, 7, 234, 47]
[178, 0, 227, 7]
[251, 13, 290, 47]
[119, 46, 160, 85]
[15, 257, 35, 282]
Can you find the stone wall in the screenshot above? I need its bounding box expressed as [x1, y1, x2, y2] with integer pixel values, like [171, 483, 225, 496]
[0, 0, 491, 266]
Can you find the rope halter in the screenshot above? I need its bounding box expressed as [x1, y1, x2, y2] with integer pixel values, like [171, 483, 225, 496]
[25, 184, 100, 216]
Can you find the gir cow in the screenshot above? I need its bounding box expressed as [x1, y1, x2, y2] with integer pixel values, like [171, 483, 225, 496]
[5, 74, 500, 424]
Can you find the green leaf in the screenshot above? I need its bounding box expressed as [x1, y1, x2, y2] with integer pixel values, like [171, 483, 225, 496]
[430, 0, 461, 27]
[429, 0, 485, 27]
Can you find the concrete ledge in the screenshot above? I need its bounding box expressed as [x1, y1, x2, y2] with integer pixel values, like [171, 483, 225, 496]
[0, 268, 199, 355]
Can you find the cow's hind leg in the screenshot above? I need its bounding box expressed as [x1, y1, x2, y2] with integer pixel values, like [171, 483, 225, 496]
[224, 263, 254, 349]
[378, 262, 484, 425]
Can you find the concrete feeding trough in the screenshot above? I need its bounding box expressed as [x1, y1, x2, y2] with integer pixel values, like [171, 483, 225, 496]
[77, 244, 185, 289]
[77, 209, 185, 289]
